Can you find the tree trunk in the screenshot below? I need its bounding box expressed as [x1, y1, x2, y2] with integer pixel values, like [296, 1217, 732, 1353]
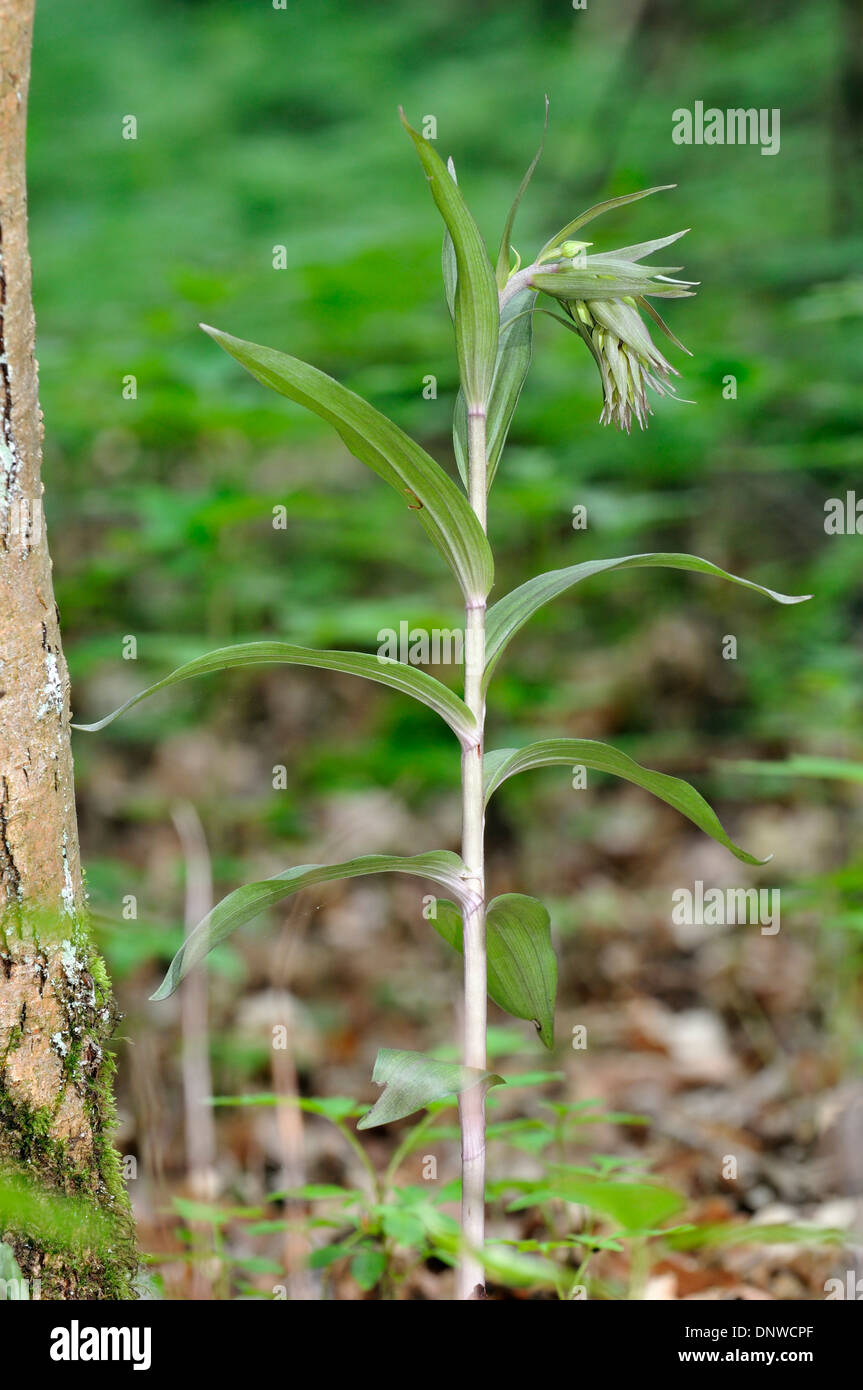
[0, 0, 136, 1298]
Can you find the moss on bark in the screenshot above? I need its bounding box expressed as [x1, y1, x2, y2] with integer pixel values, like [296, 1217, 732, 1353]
[0, 916, 137, 1300]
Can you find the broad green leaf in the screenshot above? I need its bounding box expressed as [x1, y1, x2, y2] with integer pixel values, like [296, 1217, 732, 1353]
[74, 640, 477, 746]
[350, 1246, 387, 1290]
[309, 1242, 352, 1270]
[432, 894, 557, 1046]
[378, 1207, 427, 1247]
[400, 111, 498, 411]
[153, 852, 469, 999]
[454, 286, 537, 491]
[483, 739, 768, 866]
[495, 97, 549, 290]
[508, 1171, 685, 1230]
[538, 185, 676, 262]
[484, 552, 811, 690]
[201, 325, 493, 600]
[357, 1047, 504, 1129]
[478, 1242, 570, 1292]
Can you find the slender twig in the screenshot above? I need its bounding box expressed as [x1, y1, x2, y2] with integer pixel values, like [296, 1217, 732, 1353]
[383, 1109, 439, 1194]
[333, 1118, 382, 1203]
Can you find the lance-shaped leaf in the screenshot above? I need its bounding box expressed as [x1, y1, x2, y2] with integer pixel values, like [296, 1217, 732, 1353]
[400, 110, 498, 411]
[432, 894, 557, 1047]
[152, 852, 470, 1000]
[484, 552, 811, 690]
[507, 1169, 685, 1230]
[538, 185, 675, 263]
[483, 740, 768, 866]
[73, 641, 477, 746]
[531, 263, 695, 302]
[357, 1047, 505, 1129]
[201, 325, 493, 601]
[441, 156, 458, 320]
[454, 286, 537, 491]
[495, 97, 549, 290]
[605, 229, 690, 263]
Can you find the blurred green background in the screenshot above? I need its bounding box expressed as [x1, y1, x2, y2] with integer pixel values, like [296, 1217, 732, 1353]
[24, 0, 863, 1296]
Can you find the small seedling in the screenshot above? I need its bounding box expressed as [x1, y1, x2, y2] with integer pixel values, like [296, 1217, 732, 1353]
[79, 108, 809, 1299]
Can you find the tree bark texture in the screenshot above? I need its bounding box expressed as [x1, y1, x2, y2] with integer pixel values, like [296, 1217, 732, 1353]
[0, 0, 136, 1298]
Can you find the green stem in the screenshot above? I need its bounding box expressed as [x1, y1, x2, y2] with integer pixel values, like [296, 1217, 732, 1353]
[457, 407, 488, 1301]
[333, 1119, 381, 1203]
[383, 1109, 438, 1194]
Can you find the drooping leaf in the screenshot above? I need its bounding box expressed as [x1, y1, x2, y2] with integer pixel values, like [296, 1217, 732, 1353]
[495, 97, 549, 290]
[483, 739, 769, 865]
[400, 110, 498, 411]
[508, 1171, 685, 1230]
[201, 325, 493, 600]
[73, 640, 477, 745]
[454, 286, 537, 491]
[537, 185, 676, 262]
[484, 552, 811, 689]
[357, 1048, 505, 1129]
[153, 853, 469, 1000]
[432, 894, 557, 1046]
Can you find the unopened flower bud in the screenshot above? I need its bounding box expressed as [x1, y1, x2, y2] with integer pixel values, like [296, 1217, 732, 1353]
[533, 198, 695, 430]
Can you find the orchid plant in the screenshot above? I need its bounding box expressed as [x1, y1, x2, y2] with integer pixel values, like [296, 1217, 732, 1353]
[78, 110, 809, 1300]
